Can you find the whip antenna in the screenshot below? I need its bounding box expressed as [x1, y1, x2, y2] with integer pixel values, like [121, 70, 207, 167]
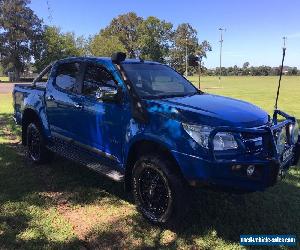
[274, 36, 287, 110]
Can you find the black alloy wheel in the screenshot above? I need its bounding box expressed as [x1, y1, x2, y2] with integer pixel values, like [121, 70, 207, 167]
[132, 154, 188, 226]
[26, 122, 53, 164]
[136, 163, 172, 222]
[27, 123, 42, 162]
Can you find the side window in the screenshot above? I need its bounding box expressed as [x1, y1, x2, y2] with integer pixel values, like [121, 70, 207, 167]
[55, 62, 80, 92]
[83, 64, 116, 97]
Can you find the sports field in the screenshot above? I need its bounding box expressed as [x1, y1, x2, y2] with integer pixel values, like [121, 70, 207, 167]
[0, 76, 299, 249]
[189, 76, 300, 118]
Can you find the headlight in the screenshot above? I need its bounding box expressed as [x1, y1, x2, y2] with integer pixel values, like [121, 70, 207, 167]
[289, 121, 299, 144]
[182, 123, 238, 151]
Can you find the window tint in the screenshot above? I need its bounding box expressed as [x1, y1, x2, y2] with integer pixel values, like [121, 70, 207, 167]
[55, 62, 80, 92]
[83, 64, 116, 97]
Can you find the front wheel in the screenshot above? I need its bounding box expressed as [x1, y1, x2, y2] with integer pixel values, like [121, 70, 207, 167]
[132, 154, 188, 226]
[27, 122, 52, 164]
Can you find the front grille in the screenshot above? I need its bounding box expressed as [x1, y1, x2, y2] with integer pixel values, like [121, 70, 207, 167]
[241, 123, 291, 158]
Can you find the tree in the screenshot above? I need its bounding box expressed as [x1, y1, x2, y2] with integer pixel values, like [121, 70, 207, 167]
[137, 16, 173, 62]
[169, 23, 201, 74]
[101, 12, 142, 58]
[91, 14, 212, 72]
[0, 62, 3, 75]
[289, 67, 298, 75]
[0, 0, 43, 79]
[76, 35, 90, 56]
[34, 26, 83, 71]
[195, 40, 212, 69]
[195, 40, 212, 59]
[243, 62, 250, 68]
[89, 34, 125, 57]
[241, 62, 250, 75]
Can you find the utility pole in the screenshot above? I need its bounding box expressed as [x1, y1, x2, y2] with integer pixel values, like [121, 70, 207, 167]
[185, 37, 188, 77]
[218, 28, 226, 84]
[198, 56, 202, 89]
[47, 0, 53, 23]
[283, 36, 287, 49]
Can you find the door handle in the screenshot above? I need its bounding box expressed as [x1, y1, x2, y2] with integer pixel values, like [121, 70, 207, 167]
[46, 95, 55, 101]
[74, 103, 83, 109]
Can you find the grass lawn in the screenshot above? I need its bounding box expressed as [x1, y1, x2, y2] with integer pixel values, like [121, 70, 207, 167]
[189, 75, 300, 118]
[0, 76, 9, 82]
[0, 76, 300, 249]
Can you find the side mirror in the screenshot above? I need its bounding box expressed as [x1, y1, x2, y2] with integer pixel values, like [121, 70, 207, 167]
[95, 86, 122, 102]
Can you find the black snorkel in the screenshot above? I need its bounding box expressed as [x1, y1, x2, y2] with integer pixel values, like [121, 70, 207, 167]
[112, 52, 149, 123]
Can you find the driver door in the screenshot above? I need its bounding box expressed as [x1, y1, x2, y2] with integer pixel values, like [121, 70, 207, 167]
[77, 62, 126, 163]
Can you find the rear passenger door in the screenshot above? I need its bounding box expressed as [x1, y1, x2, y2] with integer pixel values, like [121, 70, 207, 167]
[46, 61, 84, 140]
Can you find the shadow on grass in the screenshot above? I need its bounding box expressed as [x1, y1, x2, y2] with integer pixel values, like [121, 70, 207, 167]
[75, 174, 300, 249]
[0, 112, 300, 249]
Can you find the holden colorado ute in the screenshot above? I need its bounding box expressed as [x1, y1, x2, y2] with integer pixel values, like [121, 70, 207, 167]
[13, 52, 300, 226]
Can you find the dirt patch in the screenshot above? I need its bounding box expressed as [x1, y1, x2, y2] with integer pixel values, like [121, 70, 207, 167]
[60, 204, 132, 240]
[39, 189, 136, 242]
[0, 126, 18, 141]
[0, 83, 28, 94]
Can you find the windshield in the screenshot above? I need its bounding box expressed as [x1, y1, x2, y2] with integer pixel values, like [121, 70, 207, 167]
[122, 63, 198, 99]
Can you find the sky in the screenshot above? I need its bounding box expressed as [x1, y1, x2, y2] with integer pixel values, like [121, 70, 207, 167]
[30, 0, 300, 69]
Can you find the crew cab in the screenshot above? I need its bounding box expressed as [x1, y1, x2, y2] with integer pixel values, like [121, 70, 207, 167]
[13, 53, 300, 225]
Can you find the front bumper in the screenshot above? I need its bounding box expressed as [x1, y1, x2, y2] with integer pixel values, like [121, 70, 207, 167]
[174, 110, 300, 192]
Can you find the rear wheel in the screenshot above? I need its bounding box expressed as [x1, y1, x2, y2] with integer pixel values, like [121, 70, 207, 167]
[26, 122, 53, 164]
[132, 154, 188, 226]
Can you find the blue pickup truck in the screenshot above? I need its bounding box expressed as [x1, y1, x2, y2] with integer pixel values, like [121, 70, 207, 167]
[13, 52, 299, 225]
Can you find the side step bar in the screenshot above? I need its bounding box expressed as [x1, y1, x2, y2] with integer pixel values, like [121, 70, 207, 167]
[47, 137, 124, 182]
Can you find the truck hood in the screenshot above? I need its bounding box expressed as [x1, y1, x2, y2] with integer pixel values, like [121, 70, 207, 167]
[146, 93, 269, 128]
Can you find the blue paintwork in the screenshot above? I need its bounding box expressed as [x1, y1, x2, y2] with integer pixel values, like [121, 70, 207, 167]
[13, 57, 300, 192]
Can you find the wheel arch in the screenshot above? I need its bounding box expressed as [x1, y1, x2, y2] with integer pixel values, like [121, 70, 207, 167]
[22, 108, 44, 145]
[124, 138, 184, 192]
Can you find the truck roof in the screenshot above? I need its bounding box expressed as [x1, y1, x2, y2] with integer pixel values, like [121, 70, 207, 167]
[56, 56, 162, 65]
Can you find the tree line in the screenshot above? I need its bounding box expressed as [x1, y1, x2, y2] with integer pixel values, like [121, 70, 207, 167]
[207, 63, 299, 76]
[0, 0, 211, 80]
[1, 0, 298, 80]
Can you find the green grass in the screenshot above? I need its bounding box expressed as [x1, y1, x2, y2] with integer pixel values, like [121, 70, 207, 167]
[0, 76, 9, 82]
[0, 76, 300, 249]
[188, 76, 300, 118]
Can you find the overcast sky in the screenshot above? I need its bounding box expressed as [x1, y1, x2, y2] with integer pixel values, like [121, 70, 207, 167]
[30, 0, 300, 68]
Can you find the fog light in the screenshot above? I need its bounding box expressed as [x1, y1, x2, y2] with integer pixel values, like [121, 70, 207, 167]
[247, 165, 255, 176]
